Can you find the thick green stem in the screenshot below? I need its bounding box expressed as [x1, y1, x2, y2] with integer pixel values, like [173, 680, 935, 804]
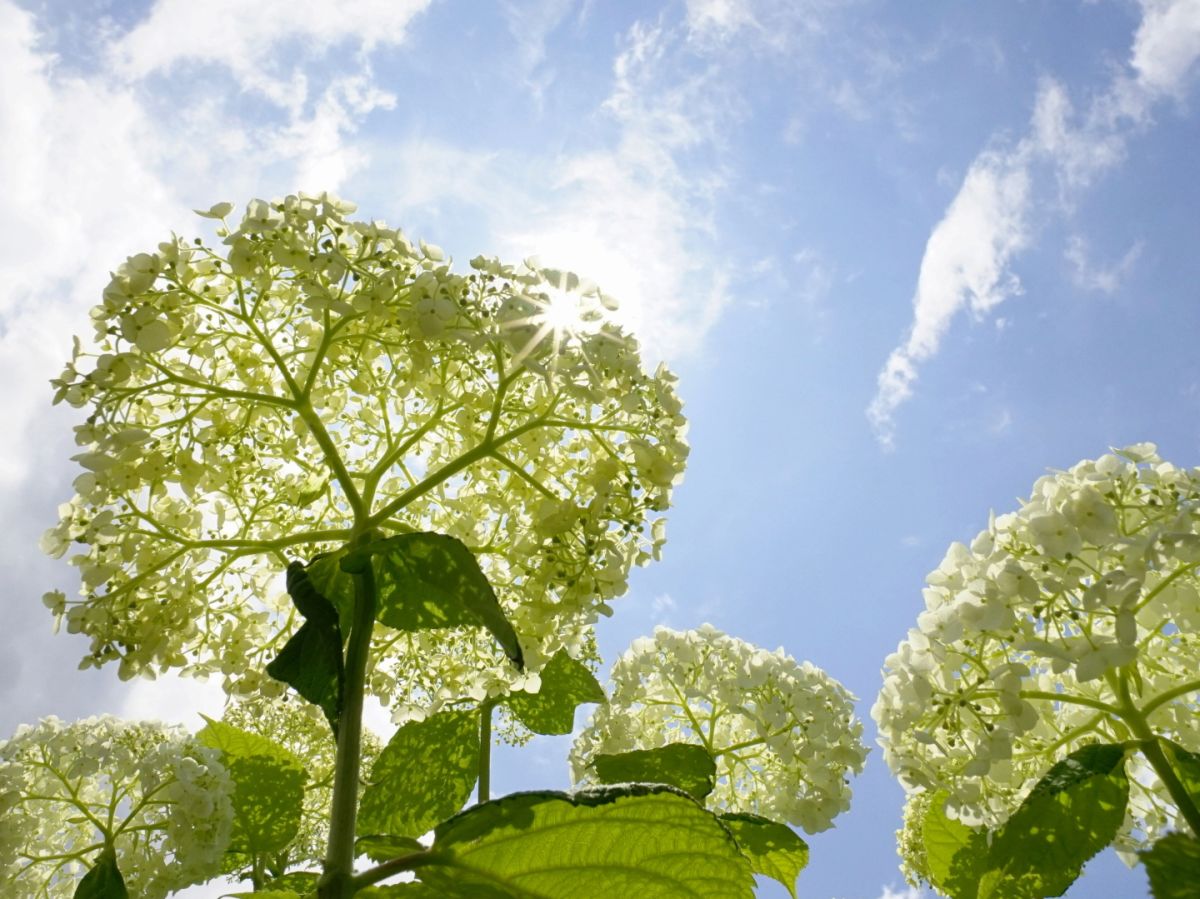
[318, 556, 378, 899]
[478, 701, 495, 804]
[1114, 673, 1200, 838]
[1139, 736, 1200, 838]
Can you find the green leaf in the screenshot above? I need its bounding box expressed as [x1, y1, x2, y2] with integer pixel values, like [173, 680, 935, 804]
[74, 847, 128, 899]
[222, 892, 301, 899]
[360, 885, 442, 897]
[198, 718, 307, 857]
[266, 561, 345, 734]
[719, 813, 808, 898]
[1161, 739, 1200, 801]
[356, 834, 426, 863]
[920, 791, 989, 899]
[416, 785, 754, 898]
[358, 709, 480, 839]
[309, 533, 523, 668]
[1139, 832, 1200, 899]
[504, 650, 605, 735]
[985, 743, 1129, 898]
[261, 872, 319, 892]
[590, 743, 716, 801]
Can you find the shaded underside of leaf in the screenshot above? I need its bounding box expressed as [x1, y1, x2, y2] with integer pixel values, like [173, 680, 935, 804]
[73, 847, 128, 899]
[417, 785, 755, 899]
[984, 742, 1129, 898]
[308, 532, 523, 668]
[356, 834, 426, 863]
[590, 743, 716, 801]
[504, 650, 605, 735]
[1139, 831, 1200, 899]
[358, 709, 481, 839]
[719, 813, 809, 898]
[197, 718, 307, 857]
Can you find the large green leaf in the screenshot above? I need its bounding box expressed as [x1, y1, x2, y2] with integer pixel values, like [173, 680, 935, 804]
[920, 791, 989, 899]
[719, 813, 808, 898]
[590, 743, 716, 801]
[983, 743, 1129, 898]
[416, 785, 754, 898]
[265, 561, 344, 734]
[197, 718, 307, 857]
[1139, 832, 1200, 899]
[74, 847, 127, 899]
[358, 709, 480, 839]
[308, 533, 523, 668]
[504, 650, 605, 735]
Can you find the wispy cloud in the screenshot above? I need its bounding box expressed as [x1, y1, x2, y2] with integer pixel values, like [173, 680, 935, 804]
[868, 148, 1032, 448]
[868, 0, 1200, 447]
[1064, 235, 1144, 294]
[110, 0, 430, 105]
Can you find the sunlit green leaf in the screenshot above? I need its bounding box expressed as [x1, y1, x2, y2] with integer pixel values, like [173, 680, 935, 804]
[719, 813, 808, 898]
[266, 561, 344, 734]
[920, 790, 989, 898]
[416, 785, 754, 898]
[358, 709, 480, 839]
[198, 718, 307, 857]
[504, 650, 605, 735]
[73, 847, 127, 899]
[590, 743, 716, 801]
[1139, 831, 1200, 898]
[984, 743, 1129, 898]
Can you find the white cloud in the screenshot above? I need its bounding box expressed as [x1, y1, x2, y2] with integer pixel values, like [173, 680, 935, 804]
[868, 150, 1031, 449]
[1130, 0, 1200, 96]
[110, 0, 431, 104]
[1064, 235, 1144, 294]
[868, 0, 1200, 447]
[878, 886, 930, 899]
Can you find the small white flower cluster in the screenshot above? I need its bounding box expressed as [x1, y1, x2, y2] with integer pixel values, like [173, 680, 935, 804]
[42, 194, 688, 709]
[874, 444, 1200, 845]
[570, 625, 867, 833]
[0, 716, 233, 897]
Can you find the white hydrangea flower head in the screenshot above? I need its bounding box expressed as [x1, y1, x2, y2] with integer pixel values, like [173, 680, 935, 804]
[43, 194, 688, 710]
[873, 444, 1200, 847]
[0, 715, 233, 897]
[569, 625, 868, 833]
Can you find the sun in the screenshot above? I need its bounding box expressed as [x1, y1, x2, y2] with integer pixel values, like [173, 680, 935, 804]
[500, 268, 619, 370]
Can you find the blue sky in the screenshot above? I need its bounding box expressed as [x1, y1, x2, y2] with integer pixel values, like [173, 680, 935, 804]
[2, 1, 1199, 897]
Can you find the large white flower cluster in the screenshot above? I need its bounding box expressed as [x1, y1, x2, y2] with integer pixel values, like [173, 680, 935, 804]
[874, 444, 1200, 845]
[42, 194, 687, 709]
[569, 625, 867, 833]
[0, 716, 233, 897]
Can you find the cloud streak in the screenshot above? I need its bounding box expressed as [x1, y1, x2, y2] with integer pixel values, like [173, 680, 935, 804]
[868, 0, 1200, 447]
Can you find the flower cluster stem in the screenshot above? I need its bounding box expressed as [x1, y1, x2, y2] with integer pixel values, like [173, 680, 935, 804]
[478, 700, 495, 804]
[318, 553, 378, 899]
[1115, 673, 1200, 838]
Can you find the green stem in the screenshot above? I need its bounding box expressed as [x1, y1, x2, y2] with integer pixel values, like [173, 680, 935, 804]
[318, 552, 378, 899]
[1113, 673, 1200, 838]
[478, 701, 495, 804]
